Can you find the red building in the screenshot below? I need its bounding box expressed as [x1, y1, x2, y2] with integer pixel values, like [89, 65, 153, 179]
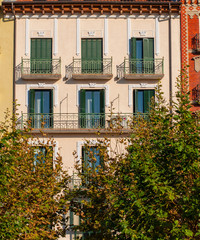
[181, 0, 200, 111]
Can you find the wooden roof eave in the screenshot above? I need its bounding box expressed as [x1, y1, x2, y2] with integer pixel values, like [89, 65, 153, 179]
[2, 1, 181, 15]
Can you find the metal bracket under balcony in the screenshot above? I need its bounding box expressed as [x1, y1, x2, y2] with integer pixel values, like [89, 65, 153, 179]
[66, 58, 113, 80]
[123, 58, 164, 80]
[21, 58, 61, 80]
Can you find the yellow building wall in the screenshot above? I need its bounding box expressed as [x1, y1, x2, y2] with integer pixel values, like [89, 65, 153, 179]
[0, 2, 13, 121]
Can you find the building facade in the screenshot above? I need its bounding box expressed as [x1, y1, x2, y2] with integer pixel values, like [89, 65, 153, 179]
[3, 0, 181, 238]
[0, 0, 13, 121]
[181, 0, 200, 111]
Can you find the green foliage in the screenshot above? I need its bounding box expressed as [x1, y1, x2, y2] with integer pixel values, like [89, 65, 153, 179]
[67, 68, 200, 240]
[0, 112, 69, 240]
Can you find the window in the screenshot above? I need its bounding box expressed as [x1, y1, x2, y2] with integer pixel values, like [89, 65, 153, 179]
[81, 38, 103, 73]
[82, 147, 102, 172]
[33, 146, 53, 169]
[29, 89, 53, 128]
[133, 89, 155, 114]
[79, 89, 105, 128]
[31, 38, 52, 74]
[131, 38, 154, 74]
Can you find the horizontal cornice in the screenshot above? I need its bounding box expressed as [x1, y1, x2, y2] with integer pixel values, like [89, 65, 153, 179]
[2, 1, 181, 15]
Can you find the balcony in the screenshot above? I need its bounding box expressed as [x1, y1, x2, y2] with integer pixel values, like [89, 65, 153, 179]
[21, 58, 61, 80]
[192, 34, 200, 52]
[65, 58, 113, 80]
[17, 113, 148, 133]
[123, 58, 164, 80]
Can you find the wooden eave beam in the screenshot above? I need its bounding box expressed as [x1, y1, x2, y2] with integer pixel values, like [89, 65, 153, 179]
[2, 2, 181, 15]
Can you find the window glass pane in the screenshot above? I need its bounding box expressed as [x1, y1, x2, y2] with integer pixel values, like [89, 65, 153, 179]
[85, 91, 93, 114]
[137, 90, 144, 113]
[35, 91, 42, 114]
[43, 91, 50, 114]
[93, 91, 100, 113]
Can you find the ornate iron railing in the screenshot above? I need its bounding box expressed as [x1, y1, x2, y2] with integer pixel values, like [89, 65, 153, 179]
[17, 113, 149, 130]
[72, 58, 112, 74]
[21, 58, 61, 75]
[124, 58, 164, 75]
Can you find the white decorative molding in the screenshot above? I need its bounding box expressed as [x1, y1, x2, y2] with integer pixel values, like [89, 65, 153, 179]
[104, 17, 108, 56]
[155, 16, 160, 56]
[53, 18, 58, 56]
[76, 17, 80, 56]
[30, 30, 52, 38]
[128, 84, 157, 107]
[30, 139, 59, 164]
[139, 30, 147, 36]
[26, 84, 58, 107]
[81, 30, 103, 38]
[5, 14, 180, 20]
[133, 30, 154, 38]
[77, 140, 98, 162]
[25, 18, 29, 56]
[127, 17, 131, 55]
[76, 84, 109, 107]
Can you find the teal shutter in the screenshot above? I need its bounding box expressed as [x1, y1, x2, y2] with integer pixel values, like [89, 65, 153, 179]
[31, 39, 52, 73]
[50, 89, 53, 128]
[143, 38, 154, 73]
[80, 89, 86, 128]
[100, 89, 105, 127]
[29, 89, 35, 114]
[81, 39, 103, 73]
[144, 90, 155, 113]
[134, 90, 138, 113]
[131, 38, 136, 59]
[29, 89, 35, 128]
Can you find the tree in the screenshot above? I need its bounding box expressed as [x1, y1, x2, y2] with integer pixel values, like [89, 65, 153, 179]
[0, 112, 70, 240]
[67, 68, 200, 239]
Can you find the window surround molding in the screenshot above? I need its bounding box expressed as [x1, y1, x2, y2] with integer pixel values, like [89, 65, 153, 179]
[26, 83, 58, 107]
[29, 139, 59, 165]
[76, 83, 109, 107]
[76, 140, 110, 162]
[128, 83, 157, 107]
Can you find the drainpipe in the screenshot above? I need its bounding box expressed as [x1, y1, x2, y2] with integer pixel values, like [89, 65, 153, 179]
[12, 2, 16, 116]
[169, 3, 172, 113]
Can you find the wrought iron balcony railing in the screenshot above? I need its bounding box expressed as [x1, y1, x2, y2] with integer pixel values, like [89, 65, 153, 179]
[124, 58, 164, 76]
[17, 113, 149, 130]
[65, 58, 113, 79]
[21, 58, 61, 80]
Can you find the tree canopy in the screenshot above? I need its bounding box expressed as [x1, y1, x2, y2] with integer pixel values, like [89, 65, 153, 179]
[0, 113, 69, 240]
[67, 69, 200, 240]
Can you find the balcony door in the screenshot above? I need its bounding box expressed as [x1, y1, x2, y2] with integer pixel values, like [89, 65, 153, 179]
[31, 38, 52, 74]
[79, 89, 105, 128]
[131, 38, 154, 74]
[134, 89, 155, 114]
[29, 89, 53, 128]
[81, 38, 103, 73]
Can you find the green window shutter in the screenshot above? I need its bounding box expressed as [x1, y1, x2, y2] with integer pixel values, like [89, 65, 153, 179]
[144, 90, 155, 113]
[80, 89, 86, 128]
[134, 89, 138, 113]
[50, 89, 53, 114]
[80, 89, 86, 114]
[100, 89, 105, 114]
[31, 39, 36, 59]
[131, 38, 136, 59]
[29, 89, 35, 114]
[100, 89, 105, 127]
[143, 38, 154, 59]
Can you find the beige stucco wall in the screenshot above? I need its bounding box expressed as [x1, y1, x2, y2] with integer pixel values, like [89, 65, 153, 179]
[0, 4, 13, 121]
[14, 14, 181, 171]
